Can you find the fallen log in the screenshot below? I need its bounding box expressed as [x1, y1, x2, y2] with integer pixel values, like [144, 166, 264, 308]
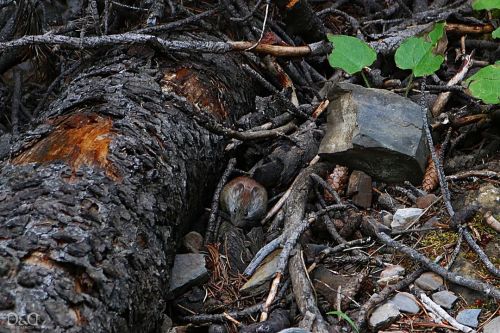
[0, 47, 256, 332]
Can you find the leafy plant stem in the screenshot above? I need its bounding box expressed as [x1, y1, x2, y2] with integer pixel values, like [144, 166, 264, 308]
[361, 71, 371, 88]
[405, 73, 413, 97]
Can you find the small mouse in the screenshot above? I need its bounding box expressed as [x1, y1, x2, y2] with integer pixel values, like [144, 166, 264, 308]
[220, 176, 268, 228]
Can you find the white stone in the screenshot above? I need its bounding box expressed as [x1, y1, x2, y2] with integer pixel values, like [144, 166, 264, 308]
[391, 208, 423, 230]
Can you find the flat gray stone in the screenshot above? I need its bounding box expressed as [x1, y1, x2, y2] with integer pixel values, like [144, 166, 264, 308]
[169, 254, 208, 296]
[389, 292, 420, 314]
[432, 291, 458, 309]
[318, 83, 429, 184]
[456, 309, 481, 328]
[369, 302, 400, 331]
[391, 208, 423, 230]
[415, 272, 443, 291]
[483, 316, 500, 333]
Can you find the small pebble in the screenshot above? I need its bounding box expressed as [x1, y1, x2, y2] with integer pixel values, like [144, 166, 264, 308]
[391, 208, 423, 230]
[183, 231, 203, 253]
[416, 194, 438, 209]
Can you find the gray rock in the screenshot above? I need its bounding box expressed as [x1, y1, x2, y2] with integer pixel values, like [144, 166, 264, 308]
[415, 272, 443, 291]
[168, 254, 208, 296]
[241, 250, 280, 294]
[318, 83, 429, 184]
[391, 208, 423, 230]
[208, 324, 227, 333]
[466, 184, 500, 216]
[312, 266, 364, 309]
[378, 265, 405, 286]
[449, 255, 489, 305]
[431, 290, 458, 309]
[161, 315, 173, 333]
[380, 210, 394, 227]
[346, 170, 372, 208]
[378, 193, 404, 212]
[368, 302, 400, 331]
[389, 292, 420, 314]
[456, 309, 481, 328]
[483, 316, 500, 333]
[277, 329, 310, 333]
[182, 231, 203, 253]
[380, 264, 405, 278]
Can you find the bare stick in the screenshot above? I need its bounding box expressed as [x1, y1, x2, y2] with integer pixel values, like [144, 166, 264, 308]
[420, 294, 476, 333]
[431, 53, 473, 117]
[365, 217, 500, 300]
[484, 212, 500, 233]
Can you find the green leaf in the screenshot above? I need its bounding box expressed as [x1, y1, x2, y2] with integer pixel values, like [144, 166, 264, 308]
[472, 0, 500, 10]
[327, 310, 359, 333]
[394, 37, 444, 77]
[493, 27, 500, 39]
[327, 34, 377, 75]
[465, 64, 500, 104]
[427, 22, 445, 45]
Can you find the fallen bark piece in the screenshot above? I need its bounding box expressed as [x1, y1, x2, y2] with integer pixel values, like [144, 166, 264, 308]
[318, 83, 429, 184]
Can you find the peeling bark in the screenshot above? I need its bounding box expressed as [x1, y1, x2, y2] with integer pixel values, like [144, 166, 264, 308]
[0, 47, 256, 332]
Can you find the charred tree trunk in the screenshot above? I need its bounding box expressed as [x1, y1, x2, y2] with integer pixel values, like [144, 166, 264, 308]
[0, 45, 256, 332]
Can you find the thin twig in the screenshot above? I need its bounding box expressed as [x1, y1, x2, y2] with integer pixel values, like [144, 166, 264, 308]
[420, 80, 455, 216]
[204, 158, 237, 245]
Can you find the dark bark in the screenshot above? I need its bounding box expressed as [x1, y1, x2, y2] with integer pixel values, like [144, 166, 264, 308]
[0, 45, 256, 332]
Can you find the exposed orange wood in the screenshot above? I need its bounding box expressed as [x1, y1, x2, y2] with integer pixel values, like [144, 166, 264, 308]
[13, 113, 118, 180]
[24, 251, 57, 269]
[286, 0, 299, 9]
[161, 67, 228, 120]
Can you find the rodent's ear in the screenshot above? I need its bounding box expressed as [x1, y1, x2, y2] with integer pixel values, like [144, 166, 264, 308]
[232, 183, 244, 195]
[251, 187, 267, 202]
